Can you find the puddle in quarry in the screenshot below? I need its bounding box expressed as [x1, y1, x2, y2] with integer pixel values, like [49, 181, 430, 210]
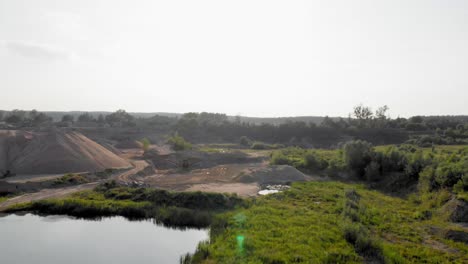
[258, 184, 290, 195]
[0, 213, 208, 264]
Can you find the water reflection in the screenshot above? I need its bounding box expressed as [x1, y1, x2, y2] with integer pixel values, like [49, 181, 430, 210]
[0, 213, 208, 264]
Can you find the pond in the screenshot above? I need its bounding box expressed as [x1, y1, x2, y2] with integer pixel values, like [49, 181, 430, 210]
[258, 184, 290, 195]
[0, 213, 208, 264]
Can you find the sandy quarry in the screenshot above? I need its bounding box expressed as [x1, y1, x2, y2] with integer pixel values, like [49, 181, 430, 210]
[0, 129, 131, 175]
[0, 128, 316, 209]
[139, 162, 312, 197]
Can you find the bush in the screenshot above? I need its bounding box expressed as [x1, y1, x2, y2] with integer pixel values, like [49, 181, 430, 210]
[404, 150, 427, 180]
[343, 140, 374, 178]
[418, 167, 437, 192]
[168, 134, 192, 151]
[354, 235, 382, 258]
[453, 174, 468, 193]
[435, 163, 465, 188]
[364, 161, 381, 182]
[139, 138, 151, 152]
[53, 174, 89, 186]
[239, 136, 252, 147]
[304, 152, 328, 171]
[270, 151, 290, 165]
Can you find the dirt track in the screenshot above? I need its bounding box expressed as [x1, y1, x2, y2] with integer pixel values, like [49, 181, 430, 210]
[0, 161, 146, 212]
[5, 174, 69, 183]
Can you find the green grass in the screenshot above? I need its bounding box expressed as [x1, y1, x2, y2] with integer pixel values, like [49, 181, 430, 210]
[0, 196, 8, 203]
[186, 181, 468, 263]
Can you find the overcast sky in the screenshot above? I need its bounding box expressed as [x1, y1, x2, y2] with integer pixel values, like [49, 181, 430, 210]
[1, 0, 467, 117]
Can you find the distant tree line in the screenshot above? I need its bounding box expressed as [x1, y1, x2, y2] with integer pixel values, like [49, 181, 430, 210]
[1, 105, 467, 147]
[0, 109, 52, 127]
[170, 106, 468, 147]
[0, 109, 137, 128]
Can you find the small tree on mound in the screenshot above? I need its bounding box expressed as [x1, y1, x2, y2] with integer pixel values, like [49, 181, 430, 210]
[167, 134, 192, 151]
[139, 138, 151, 153]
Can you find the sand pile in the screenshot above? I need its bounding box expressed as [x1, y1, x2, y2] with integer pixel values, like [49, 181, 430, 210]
[0, 130, 131, 175]
[235, 165, 309, 184]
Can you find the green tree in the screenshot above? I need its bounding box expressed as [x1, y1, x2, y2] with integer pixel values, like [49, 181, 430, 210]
[78, 112, 95, 122]
[139, 138, 151, 152]
[353, 105, 373, 128]
[5, 109, 26, 125]
[61, 114, 74, 123]
[105, 109, 135, 127]
[168, 134, 192, 151]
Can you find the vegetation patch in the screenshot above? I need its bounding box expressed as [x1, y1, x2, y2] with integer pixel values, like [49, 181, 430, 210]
[184, 181, 468, 263]
[6, 181, 244, 228]
[168, 134, 193, 151]
[53, 173, 89, 186]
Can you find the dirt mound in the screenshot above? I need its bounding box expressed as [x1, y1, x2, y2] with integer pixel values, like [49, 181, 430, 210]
[236, 165, 309, 184]
[0, 130, 131, 175]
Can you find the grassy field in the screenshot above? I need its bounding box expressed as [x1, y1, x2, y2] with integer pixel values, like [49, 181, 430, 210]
[185, 181, 468, 263]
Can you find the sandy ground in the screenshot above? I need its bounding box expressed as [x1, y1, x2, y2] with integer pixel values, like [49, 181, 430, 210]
[145, 163, 262, 184]
[0, 142, 313, 210]
[140, 163, 268, 196]
[185, 183, 260, 197]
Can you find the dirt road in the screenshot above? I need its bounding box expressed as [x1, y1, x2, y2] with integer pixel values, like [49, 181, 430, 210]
[116, 160, 150, 183]
[0, 161, 148, 212]
[5, 174, 70, 183]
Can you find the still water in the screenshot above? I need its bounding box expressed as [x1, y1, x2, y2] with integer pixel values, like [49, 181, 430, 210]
[0, 213, 208, 264]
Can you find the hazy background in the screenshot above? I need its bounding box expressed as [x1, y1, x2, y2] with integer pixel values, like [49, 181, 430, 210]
[1, 0, 467, 117]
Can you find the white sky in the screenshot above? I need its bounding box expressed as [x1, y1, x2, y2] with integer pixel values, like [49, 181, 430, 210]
[0, 0, 467, 117]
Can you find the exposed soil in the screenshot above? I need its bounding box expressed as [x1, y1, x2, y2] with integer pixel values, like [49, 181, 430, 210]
[185, 183, 260, 197]
[0, 132, 318, 208]
[0, 129, 131, 175]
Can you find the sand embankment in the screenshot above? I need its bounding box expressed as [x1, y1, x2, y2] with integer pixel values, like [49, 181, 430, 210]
[0, 130, 130, 175]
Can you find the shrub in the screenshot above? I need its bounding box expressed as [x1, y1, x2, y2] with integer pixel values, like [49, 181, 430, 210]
[139, 138, 151, 152]
[435, 163, 465, 188]
[355, 235, 382, 258]
[418, 167, 437, 192]
[168, 134, 192, 151]
[239, 136, 252, 147]
[270, 151, 290, 165]
[304, 152, 328, 171]
[364, 161, 381, 182]
[53, 174, 89, 186]
[343, 140, 374, 178]
[453, 174, 468, 193]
